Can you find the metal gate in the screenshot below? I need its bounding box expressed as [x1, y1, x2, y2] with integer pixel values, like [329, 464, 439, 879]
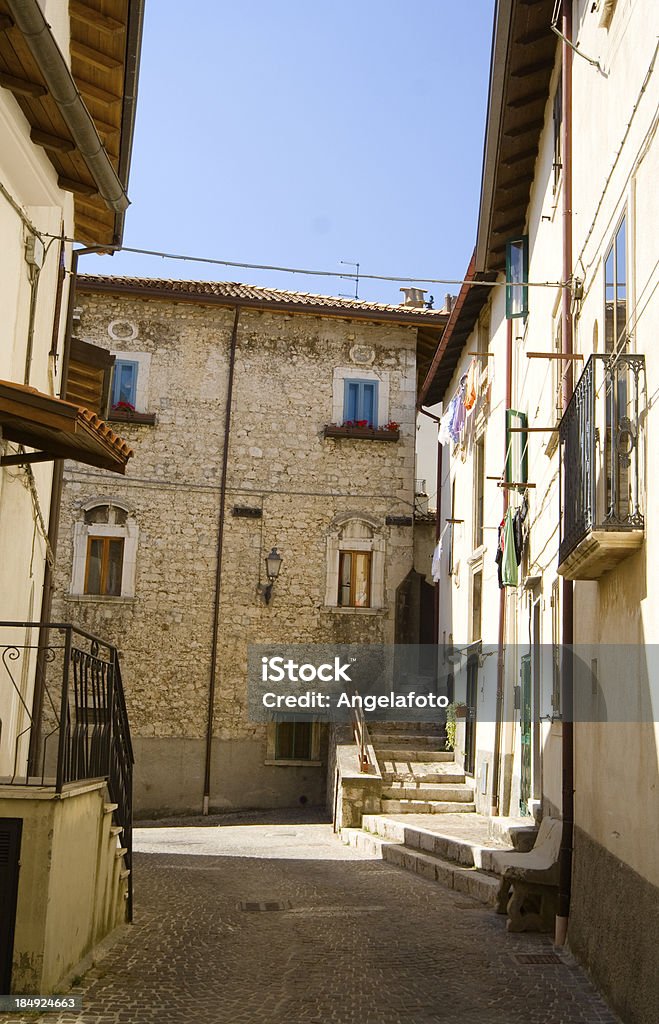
[0, 818, 22, 994]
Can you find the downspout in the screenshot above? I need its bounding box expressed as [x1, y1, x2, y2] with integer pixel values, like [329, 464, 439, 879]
[6, 0, 129, 213]
[556, 0, 574, 947]
[202, 306, 241, 815]
[418, 405, 442, 636]
[491, 316, 513, 815]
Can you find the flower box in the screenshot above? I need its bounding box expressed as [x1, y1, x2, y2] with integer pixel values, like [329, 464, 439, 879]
[108, 410, 157, 425]
[323, 424, 400, 442]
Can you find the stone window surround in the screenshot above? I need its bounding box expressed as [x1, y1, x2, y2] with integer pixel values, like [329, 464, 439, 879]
[324, 512, 385, 610]
[332, 367, 390, 429]
[264, 722, 322, 767]
[70, 498, 138, 599]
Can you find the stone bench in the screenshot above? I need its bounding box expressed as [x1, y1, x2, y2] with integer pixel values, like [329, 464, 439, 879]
[490, 816, 562, 933]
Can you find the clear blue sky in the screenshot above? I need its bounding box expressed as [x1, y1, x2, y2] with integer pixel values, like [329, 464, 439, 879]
[83, 1, 496, 305]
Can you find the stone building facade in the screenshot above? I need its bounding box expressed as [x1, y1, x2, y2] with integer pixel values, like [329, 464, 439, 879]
[51, 277, 445, 815]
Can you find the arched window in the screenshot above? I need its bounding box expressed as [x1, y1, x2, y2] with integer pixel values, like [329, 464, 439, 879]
[71, 500, 138, 598]
[325, 513, 385, 609]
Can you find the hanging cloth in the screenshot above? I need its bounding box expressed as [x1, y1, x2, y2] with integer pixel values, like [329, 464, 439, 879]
[502, 508, 519, 587]
[431, 540, 442, 582]
[438, 399, 455, 446]
[464, 359, 478, 411]
[495, 517, 505, 589]
[448, 378, 467, 442]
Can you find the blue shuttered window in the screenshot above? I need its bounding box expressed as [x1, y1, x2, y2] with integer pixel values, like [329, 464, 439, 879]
[343, 379, 378, 427]
[112, 360, 139, 408]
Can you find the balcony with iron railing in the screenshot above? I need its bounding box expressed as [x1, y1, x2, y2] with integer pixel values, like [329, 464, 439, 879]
[558, 353, 645, 580]
[0, 622, 134, 917]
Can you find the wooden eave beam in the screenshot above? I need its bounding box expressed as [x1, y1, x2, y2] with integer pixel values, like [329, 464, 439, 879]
[31, 127, 75, 152]
[70, 40, 122, 71]
[0, 13, 14, 30]
[507, 88, 551, 109]
[59, 175, 98, 197]
[0, 70, 45, 97]
[70, 0, 124, 35]
[75, 77, 122, 109]
[504, 117, 545, 138]
[501, 145, 538, 167]
[511, 59, 555, 78]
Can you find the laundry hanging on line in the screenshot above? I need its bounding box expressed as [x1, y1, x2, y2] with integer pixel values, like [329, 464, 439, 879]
[495, 498, 529, 589]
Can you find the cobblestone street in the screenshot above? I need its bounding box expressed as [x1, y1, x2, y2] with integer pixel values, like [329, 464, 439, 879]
[5, 810, 622, 1024]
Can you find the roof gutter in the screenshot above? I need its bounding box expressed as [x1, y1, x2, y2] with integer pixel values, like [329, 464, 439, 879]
[113, 0, 145, 243]
[475, 0, 515, 273]
[6, 0, 130, 214]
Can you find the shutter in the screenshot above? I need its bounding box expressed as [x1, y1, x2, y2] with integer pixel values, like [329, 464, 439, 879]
[0, 818, 22, 994]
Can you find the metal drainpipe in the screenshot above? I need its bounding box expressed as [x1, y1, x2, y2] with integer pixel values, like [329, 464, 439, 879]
[418, 406, 442, 634]
[491, 316, 513, 815]
[202, 306, 241, 815]
[556, 0, 574, 948]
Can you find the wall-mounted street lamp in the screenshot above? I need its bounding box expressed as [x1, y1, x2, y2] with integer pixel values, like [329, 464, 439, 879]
[260, 547, 283, 605]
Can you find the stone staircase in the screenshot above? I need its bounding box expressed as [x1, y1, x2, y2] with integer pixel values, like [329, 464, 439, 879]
[342, 812, 537, 907]
[371, 721, 476, 814]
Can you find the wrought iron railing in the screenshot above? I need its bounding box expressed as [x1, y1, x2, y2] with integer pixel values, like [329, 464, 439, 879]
[0, 622, 134, 917]
[559, 353, 645, 565]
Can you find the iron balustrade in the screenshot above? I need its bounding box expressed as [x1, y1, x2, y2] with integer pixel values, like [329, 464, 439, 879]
[0, 622, 134, 918]
[559, 353, 645, 565]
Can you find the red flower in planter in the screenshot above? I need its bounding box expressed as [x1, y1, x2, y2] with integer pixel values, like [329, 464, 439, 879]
[112, 401, 135, 412]
[385, 421, 400, 431]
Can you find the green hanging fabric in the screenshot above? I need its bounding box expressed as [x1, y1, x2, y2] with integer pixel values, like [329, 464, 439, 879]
[502, 507, 518, 587]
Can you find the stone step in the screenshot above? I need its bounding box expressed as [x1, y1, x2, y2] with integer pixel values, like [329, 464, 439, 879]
[382, 783, 474, 802]
[372, 734, 447, 748]
[341, 828, 500, 906]
[362, 814, 514, 872]
[380, 799, 476, 814]
[382, 770, 466, 785]
[375, 748, 454, 763]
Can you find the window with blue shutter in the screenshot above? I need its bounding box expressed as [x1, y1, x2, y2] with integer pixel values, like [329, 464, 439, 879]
[111, 360, 139, 409]
[343, 379, 378, 426]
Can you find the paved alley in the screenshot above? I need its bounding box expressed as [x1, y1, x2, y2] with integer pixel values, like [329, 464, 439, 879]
[7, 811, 621, 1024]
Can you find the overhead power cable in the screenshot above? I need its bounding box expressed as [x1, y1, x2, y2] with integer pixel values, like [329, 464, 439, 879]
[42, 233, 566, 291]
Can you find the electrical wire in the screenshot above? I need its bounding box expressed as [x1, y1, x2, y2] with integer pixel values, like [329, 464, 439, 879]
[40, 233, 567, 293]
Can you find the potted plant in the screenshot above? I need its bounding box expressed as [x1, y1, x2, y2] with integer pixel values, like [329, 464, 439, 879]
[445, 702, 468, 751]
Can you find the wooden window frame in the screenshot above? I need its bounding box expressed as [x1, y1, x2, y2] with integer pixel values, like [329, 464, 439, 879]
[338, 550, 372, 608]
[506, 236, 529, 319]
[343, 378, 379, 427]
[84, 535, 125, 596]
[111, 359, 139, 409]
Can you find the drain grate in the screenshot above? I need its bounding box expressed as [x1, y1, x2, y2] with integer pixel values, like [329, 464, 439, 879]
[239, 900, 292, 912]
[513, 953, 565, 965]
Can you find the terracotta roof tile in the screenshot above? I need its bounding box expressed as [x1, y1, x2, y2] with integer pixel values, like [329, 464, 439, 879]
[77, 275, 447, 322]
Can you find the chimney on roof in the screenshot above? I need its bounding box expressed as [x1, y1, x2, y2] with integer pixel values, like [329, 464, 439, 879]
[441, 293, 458, 314]
[400, 287, 427, 308]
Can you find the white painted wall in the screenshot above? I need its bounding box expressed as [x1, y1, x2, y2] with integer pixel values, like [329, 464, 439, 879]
[0, 43, 75, 776]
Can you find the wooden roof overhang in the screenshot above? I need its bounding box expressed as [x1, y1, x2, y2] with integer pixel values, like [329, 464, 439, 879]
[0, 378, 133, 472]
[0, 0, 144, 247]
[476, 0, 558, 275]
[420, 0, 557, 407]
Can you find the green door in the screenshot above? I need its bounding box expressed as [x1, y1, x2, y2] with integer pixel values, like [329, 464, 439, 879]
[520, 655, 532, 815]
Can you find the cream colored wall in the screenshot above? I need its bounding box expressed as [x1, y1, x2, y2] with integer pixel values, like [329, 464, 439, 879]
[569, 1, 659, 884]
[0, 84, 74, 777]
[1, 781, 127, 994]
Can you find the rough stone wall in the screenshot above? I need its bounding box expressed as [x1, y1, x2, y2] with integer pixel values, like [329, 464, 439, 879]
[51, 290, 419, 812]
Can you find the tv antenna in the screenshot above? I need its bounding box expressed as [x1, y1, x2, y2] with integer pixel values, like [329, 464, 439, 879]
[338, 260, 360, 300]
